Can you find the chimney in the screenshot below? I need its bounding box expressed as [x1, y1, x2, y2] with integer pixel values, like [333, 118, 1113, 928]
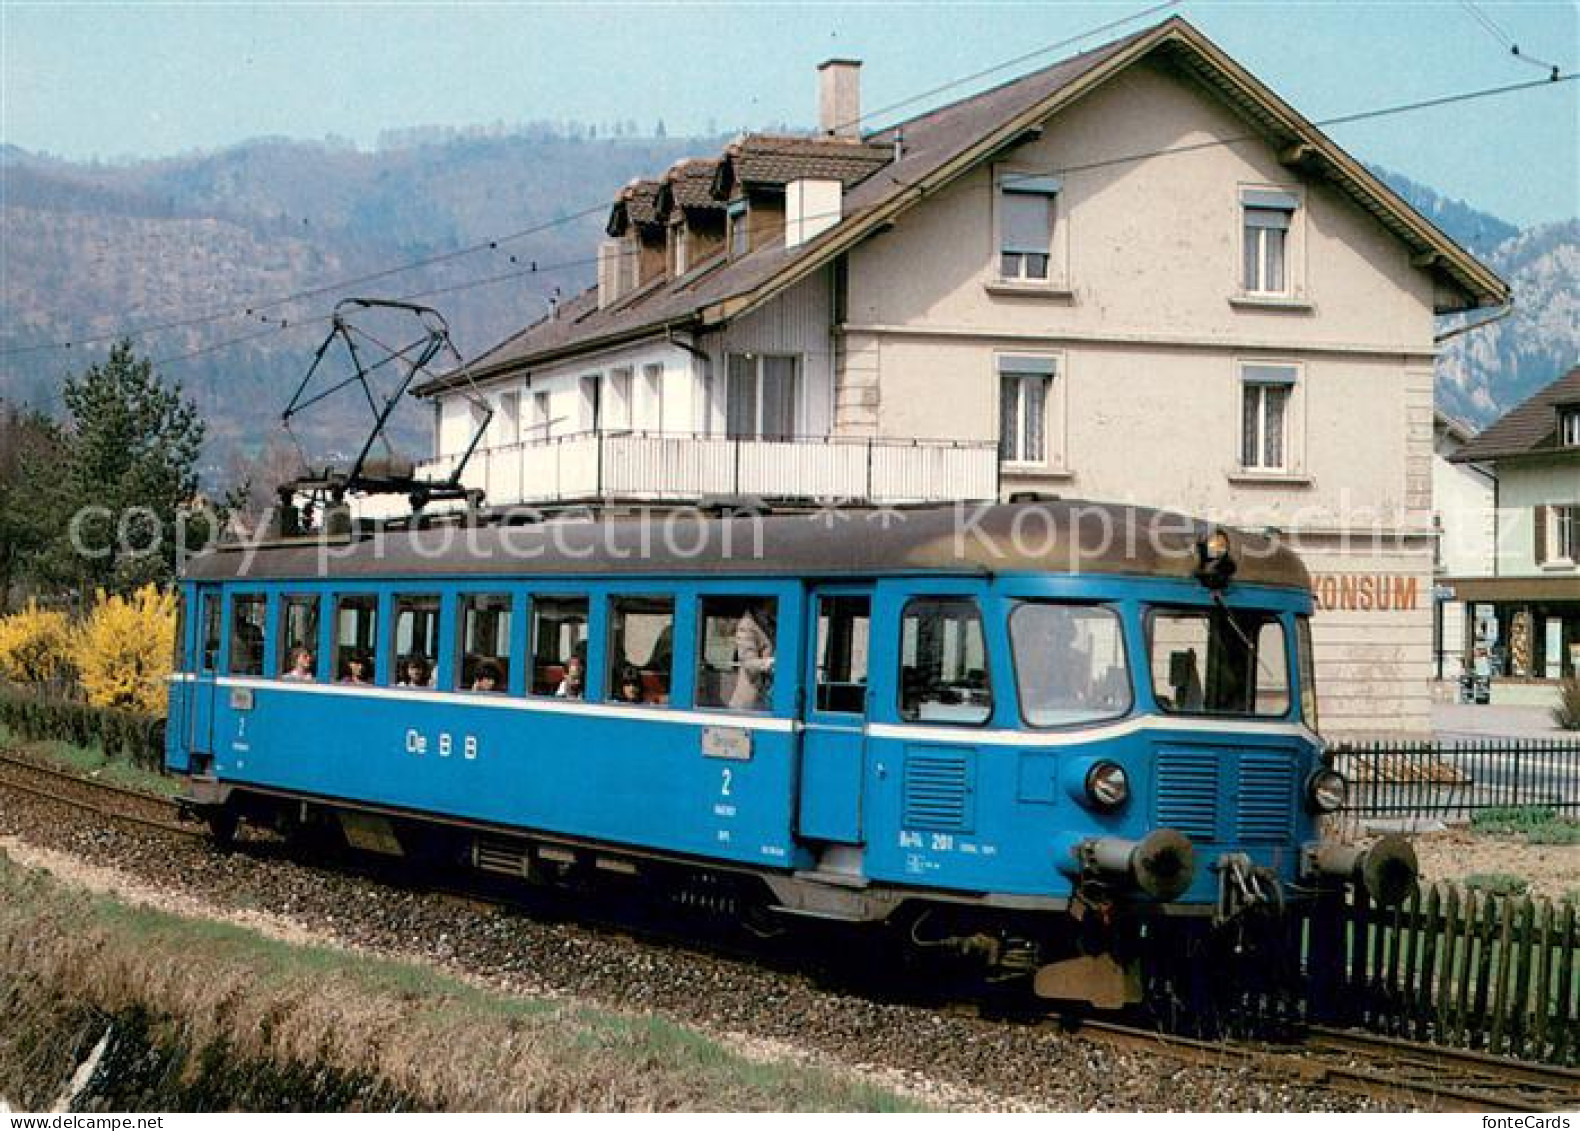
[818, 58, 861, 139]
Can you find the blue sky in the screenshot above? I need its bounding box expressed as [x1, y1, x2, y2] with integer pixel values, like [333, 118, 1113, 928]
[3, 1, 1576, 226]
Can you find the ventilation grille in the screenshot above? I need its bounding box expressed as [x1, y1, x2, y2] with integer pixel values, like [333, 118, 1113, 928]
[903, 752, 974, 832]
[1236, 751, 1297, 842]
[1155, 749, 1221, 841]
[472, 835, 531, 878]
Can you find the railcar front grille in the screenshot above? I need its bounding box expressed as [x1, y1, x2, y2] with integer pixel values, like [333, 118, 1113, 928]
[902, 751, 974, 832]
[1236, 751, 1297, 842]
[1154, 749, 1221, 841]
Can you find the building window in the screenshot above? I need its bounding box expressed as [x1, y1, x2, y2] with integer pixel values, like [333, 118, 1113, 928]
[728, 199, 749, 259]
[579, 374, 601, 433]
[641, 364, 665, 432]
[1562, 408, 1580, 447]
[529, 390, 551, 440]
[997, 172, 1059, 282]
[1546, 505, 1580, 564]
[1240, 364, 1296, 471]
[726, 354, 799, 440]
[672, 224, 690, 276]
[604, 368, 633, 432]
[999, 355, 1055, 464]
[494, 391, 520, 447]
[1242, 189, 1297, 295]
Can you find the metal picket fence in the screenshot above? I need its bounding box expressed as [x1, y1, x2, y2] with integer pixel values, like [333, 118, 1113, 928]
[1331, 738, 1580, 831]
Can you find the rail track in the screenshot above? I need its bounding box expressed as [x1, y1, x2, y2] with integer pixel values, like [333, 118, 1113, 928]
[0, 750, 197, 839]
[0, 749, 1575, 1112]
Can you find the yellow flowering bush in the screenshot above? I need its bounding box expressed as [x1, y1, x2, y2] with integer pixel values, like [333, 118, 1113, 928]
[0, 601, 76, 685]
[73, 585, 178, 714]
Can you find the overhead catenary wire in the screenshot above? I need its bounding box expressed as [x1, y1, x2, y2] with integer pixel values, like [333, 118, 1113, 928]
[1458, 0, 1564, 78]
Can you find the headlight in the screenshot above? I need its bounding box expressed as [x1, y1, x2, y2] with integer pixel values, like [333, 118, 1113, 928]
[1085, 761, 1130, 810]
[1307, 769, 1347, 814]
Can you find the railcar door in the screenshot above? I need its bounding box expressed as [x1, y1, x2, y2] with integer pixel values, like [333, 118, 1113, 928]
[187, 585, 223, 771]
[795, 589, 871, 844]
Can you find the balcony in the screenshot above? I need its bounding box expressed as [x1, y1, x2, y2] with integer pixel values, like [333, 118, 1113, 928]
[414, 431, 1000, 508]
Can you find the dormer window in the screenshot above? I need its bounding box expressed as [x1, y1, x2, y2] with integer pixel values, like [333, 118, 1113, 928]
[671, 223, 690, 276]
[728, 199, 749, 259]
[1562, 408, 1580, 447]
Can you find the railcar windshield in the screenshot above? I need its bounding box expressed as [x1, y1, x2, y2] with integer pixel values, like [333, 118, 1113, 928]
[1009, 603, 1132, 727]
[1149, 606, 1290, 717]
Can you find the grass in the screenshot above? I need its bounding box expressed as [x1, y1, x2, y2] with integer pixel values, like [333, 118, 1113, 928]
[1469, 805, 1580, 846]
[0, 721, 178, 798]
[0, 849, 925, 1112]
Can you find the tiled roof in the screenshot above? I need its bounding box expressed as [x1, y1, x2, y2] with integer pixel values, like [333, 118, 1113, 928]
[1450, 368, 1580, 463]
[606, 179, 663, 236]
[661, 159, 725, 212]
[424, 17, 1505, 393]
[715, 135, 893, 195]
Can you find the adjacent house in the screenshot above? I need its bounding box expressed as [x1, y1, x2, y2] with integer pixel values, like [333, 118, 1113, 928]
[1442, 367, 1580, 701]
[409, 16, 1508, 736]
[1431, 411, 1496, 685]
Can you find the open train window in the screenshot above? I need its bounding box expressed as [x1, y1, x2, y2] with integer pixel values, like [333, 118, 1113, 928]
[277, 595, 320, 681]
[607, 596, 674, 706]
[392, 595, 441, 689]
[898, 598, 990, 725]
[228, 594, 267, 677]
[530, 596, 589, 697]
[696, 596, 777, 712]
[457, 594, 512, 693]
[1148, 607, 1289, 717]
[1010, 602, 1131, 727]
[814, 595, 869, 714]
[333, 596, 377, 685]
[199, 593, 221, 673]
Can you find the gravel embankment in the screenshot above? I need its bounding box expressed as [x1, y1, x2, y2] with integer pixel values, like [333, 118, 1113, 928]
[0, 783, 1397, 1111]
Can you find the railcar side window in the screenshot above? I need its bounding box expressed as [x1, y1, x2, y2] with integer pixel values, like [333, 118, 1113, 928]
[899, 599, 991, 725]
[333, 596, 378, 685]
[531, 596, 589, 697]
[277, 596, 320, 681]
[1296, 615, 1318, 729]
[1149, 608, 1289, 717]
[1010, 603, 1131, 727]
[199, 594, 221, 673]
[696, 597, 777, 712]
[392, 595, 440, 689]
[607, 597, 674, 705]
[228, 595, 267, 677]
[457, 594, 512, 693]
[814, 595, 870, 714]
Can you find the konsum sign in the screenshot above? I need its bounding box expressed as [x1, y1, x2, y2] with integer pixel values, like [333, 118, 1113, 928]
[1309, 574, 1421, 612]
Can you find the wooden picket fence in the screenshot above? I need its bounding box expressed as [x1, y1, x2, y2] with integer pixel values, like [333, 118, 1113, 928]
[1303, 884, 1580, 1065]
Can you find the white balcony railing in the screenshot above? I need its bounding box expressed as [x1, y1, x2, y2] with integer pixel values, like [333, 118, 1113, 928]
[413, 431, 1000, 508]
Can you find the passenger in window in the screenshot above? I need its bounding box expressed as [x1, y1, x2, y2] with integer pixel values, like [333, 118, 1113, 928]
[399, 655, 434, 689]
[281, 647, 315, 682]
[340, 651, 372, 685]
[470, 659, 503, 693]
[614, 665, 644, 704]
[555, 655, 585, 698]
[729, 606, 776, 710]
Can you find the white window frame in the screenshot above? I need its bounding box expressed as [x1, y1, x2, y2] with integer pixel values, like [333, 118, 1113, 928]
[641, 363, 665, 432]
[578, 373, 601, 434]
[529, 390, 551, 441]
[493, 390, 520, 448]
[1239, 187, 1301, 298]
[1549, 505, 1579, 565]
[604, 367, 633, 433]
[1238, 362, 1300, 474]
[672, 223, 690, 276]
[996, 353, 1063, 470]
[994, 169, 1061, 286]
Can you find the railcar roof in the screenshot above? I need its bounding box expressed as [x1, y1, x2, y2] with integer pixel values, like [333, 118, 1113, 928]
[185, 501, 1311, 589]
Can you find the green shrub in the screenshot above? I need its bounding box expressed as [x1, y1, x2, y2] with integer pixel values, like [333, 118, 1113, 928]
[1463, 873, 1531, 897]
[0, 685, 163, 771]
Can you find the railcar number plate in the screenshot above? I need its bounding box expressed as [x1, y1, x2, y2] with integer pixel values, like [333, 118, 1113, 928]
[701, 726, 752, 761]
[228, 688, 254, 711]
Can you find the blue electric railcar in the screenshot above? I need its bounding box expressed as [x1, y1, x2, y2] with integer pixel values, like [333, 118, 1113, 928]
[166, 501, 1415, 1004]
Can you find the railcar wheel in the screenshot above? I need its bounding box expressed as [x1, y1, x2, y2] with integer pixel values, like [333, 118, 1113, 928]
[206, 808, 239, 850]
